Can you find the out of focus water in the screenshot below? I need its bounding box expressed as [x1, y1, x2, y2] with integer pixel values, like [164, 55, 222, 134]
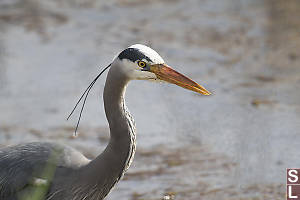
[1, 0, 300, 199]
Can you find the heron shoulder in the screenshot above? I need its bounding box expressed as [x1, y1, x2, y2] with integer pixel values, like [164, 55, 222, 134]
[0, 142, 90, 198]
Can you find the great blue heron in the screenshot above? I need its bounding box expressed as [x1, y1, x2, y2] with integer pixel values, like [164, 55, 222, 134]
[0, 44, 210, 200]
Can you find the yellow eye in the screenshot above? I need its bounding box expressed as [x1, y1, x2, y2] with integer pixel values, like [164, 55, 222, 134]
[137, 61, 146, 68]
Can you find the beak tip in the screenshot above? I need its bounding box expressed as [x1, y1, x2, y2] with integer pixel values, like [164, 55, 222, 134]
[199, 88, 211, 96]
[203, 91, 212, 96]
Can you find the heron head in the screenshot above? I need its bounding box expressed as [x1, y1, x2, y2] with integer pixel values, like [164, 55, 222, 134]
[115, 44, 211, 95]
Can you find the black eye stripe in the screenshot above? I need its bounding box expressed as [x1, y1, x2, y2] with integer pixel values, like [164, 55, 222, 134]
[118, 48, 152, 62]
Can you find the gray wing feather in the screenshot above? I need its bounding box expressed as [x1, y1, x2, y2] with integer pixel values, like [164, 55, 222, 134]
[0, 142, 89, 199]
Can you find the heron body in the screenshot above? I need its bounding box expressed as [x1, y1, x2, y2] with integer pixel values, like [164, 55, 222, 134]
[0, 44, 210, 200]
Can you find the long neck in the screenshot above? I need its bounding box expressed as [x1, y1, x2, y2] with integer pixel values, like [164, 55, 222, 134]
[102, 65, 136, 174]
[78, 65, 136, 197]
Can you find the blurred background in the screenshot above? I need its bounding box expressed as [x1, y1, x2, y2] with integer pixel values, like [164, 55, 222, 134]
[0, 0, 300, 199]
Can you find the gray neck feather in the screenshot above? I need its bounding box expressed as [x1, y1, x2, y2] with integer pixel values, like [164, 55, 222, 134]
[76, 63, 136, 199]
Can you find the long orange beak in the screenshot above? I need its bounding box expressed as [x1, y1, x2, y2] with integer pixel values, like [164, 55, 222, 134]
[150, 64, 211, 95]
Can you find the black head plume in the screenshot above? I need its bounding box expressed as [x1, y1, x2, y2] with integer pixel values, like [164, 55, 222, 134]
[67, 64, 111, 136]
